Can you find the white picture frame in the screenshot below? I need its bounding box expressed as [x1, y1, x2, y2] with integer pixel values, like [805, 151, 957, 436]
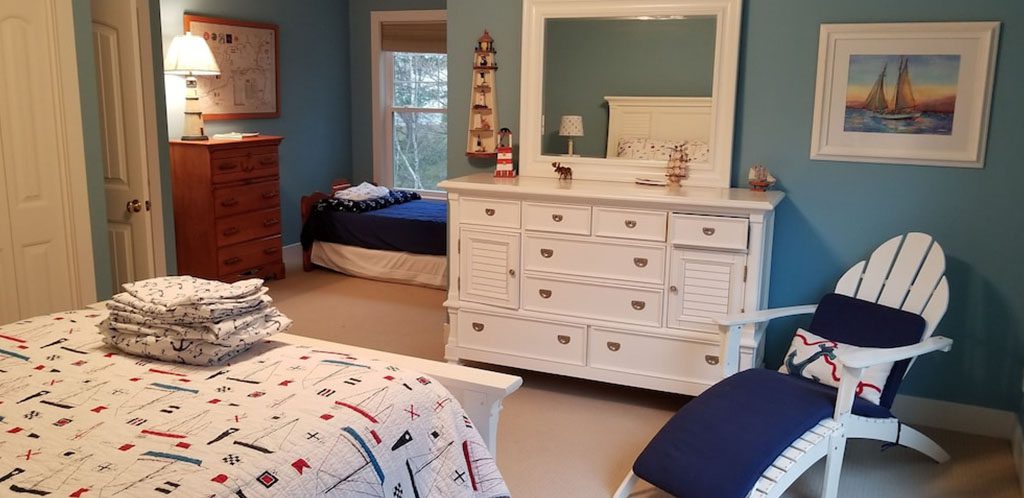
[810, 22, 999, 168]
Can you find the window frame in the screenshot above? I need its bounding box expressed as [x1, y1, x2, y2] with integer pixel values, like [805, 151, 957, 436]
[370, 10, 448, 195]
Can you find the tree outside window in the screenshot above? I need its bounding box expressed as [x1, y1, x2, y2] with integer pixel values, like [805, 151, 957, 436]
[390, 52, 447, 191]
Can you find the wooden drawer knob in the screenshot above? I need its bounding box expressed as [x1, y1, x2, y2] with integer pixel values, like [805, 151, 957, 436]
[538, 289, 552, 299]
[263, 218, 280, 227]
[624, 220, 637, 229]
[485, 208, 496, 216]
[220, 198, 239, 207]
[705, 355, 720, 365]
[557, 335, 571, 345]
[702, 227, 716, 236]
[670, 285, 678, 293]
[224, 256, 242, 266]
[261, 190, 279, 199]
[633, 257, 648, 268]
[540, 248, 553, 258]
[263, 247, 279, 255]
[472, 322, 485, 332]
[551, 214, 563, 222]
[631, 300, 646, 311]
[222, 227, 240, 237]
[607, 341, 621, 352]
[508, 269, 516, 277]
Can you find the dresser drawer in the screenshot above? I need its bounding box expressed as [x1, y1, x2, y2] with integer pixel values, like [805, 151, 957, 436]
[219, 260, 284, 283]
[217, 236, 282, 276]
[671, 214, 749, 251]
[522, 202, 591, 235]
[523, 235, 665, 285]
[522, 275, 663, 327]
[214, 181, 280, 218]
[460, 197, 520, 228]
[593, 207, 667, 242]
[211, 148, 279, 184]
[215, 208, 282, 247]
[589, 328, 721, 385]
[457, 310, 585, 366]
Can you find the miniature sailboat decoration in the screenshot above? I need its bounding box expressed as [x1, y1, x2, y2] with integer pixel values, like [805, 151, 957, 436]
[748, 164, 776, 192]
[863, 56, 921, 120]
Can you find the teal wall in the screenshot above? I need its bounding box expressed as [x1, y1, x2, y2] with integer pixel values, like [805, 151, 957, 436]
[159, 0, 351, 247]
[447, 0, 522, 179]
[542, 18, 715, 157]
[348, 0, 447, 184]
[445, 0, 1024, 413]
[71, 0, 113, 299]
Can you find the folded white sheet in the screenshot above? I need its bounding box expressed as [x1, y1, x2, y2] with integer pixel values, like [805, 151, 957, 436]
[107, 308, 286, 345]
[122, 275, 266, 307]
[110, 292, 272, 321]
[332, 181, 390, 201]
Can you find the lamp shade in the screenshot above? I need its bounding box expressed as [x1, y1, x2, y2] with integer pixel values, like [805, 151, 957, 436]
[559, 115, 584, 137]
[164, 32, 220, 76]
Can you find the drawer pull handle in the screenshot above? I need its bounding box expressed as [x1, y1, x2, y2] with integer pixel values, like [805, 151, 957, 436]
[220, 198, 239, 207]
[224, 257, 242, 266]
[702, 227, 716, 236]
[263, 218, 280, 227]
[538, 289, 552, 299]
[670, 285, 678, 293]
[263, 247, 279, 255]
[624, 220, 637, 229]
[557, 335, 571, 345]
[607, 341, 621, 352]
[472, 322, 485, 332]
[242, 163, 255, 173]
[485, 208, 496, 216]
[223, 227, 240, 237]
[631, 300, 646, 311]
[540, 248, 553, 258]
[705, 355, 720, 366]
[217, 162, 238, 171]
[261, 190, 279, 199]
[508, 269, 516, 277]
[551, 214, 563, 222]
[259, 156, 277, 165]
[633, 257, 648, 268]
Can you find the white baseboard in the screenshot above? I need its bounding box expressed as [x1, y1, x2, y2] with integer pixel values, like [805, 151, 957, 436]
[1013, 421, 1024, 496]
[892, 394, 1015, 439]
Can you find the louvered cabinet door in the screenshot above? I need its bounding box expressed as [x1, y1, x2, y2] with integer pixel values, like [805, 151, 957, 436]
[667, 248, 746, 328]
[459, 228, 521, 309]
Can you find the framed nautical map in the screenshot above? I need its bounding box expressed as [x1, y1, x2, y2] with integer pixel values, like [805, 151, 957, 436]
[184, 15, 279, 120]
[810, 22, 999, 168]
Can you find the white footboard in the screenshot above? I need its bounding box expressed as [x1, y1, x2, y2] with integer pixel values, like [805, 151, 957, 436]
[278, 333, 522, 455]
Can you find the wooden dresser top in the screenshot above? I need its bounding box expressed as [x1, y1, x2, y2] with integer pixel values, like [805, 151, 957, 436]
[170, 135, 283, 149]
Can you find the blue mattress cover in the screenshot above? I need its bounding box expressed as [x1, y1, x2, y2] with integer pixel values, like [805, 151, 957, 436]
[301, 199, 447, 256]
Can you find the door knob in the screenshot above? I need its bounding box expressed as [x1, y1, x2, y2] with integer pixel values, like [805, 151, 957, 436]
[126, 199, 143, 213]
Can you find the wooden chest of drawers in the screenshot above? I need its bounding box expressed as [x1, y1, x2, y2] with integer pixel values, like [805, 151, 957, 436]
[169, 136, 285, 282]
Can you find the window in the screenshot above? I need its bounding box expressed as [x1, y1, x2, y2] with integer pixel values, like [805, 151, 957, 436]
[371, 12, 448, 192]
[388, 52, 447, 191]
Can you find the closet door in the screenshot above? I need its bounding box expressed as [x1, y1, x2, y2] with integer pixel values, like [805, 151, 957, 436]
[667, 248, 746, 329]
[459, 228, 520, 309]
[0, 0, 90, 321]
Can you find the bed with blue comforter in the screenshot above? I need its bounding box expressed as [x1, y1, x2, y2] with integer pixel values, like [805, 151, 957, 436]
[300, 192, 447, 256]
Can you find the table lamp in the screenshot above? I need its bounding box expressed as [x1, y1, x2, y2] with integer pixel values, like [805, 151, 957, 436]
[559, 115, 584, 156]
[164, 32, 220, 141]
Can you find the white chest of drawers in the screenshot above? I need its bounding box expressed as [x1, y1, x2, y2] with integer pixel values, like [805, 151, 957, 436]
[439, 174, 784, 396]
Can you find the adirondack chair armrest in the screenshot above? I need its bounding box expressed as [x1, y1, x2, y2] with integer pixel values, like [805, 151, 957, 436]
[714, 304, 819, 327]
[841, 336, 953, 369]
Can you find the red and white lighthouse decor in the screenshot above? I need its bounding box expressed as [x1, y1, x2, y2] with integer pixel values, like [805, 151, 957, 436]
[495, 128, 515, 177]
[466, 31, 499, 157]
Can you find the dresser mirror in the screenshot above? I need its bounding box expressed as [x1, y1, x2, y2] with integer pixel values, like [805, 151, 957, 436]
[519, 0, 742, 187]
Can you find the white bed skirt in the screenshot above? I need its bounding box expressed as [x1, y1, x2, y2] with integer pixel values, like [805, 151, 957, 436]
[311, 241, 447, 289]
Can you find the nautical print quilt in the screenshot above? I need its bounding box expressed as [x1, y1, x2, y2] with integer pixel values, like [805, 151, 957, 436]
[0, 308, 510, 497]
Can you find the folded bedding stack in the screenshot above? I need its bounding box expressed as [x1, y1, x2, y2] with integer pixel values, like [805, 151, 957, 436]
[101, 276, 292, 365]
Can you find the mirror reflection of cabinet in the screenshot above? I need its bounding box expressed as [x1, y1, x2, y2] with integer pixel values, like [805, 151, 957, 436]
[519, 0, 743, 187]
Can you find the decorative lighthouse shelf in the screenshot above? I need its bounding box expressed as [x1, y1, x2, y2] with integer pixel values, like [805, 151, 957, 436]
[466, 31, 499, 158]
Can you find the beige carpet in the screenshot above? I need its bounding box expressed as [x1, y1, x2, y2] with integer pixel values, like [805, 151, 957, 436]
[268, 263, 1020, 498]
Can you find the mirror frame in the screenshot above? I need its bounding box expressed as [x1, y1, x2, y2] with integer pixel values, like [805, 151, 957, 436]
[518, 0, 742, 187]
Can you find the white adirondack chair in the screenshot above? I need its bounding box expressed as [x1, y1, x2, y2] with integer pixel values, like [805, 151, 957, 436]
[615, 232, 952, 498]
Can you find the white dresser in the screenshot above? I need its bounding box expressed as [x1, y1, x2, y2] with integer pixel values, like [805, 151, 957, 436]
[439, 174, 784, 395]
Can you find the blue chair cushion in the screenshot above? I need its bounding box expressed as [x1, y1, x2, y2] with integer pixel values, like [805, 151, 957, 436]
[633, 368, 892, 498]
[808, 293, 927, 409]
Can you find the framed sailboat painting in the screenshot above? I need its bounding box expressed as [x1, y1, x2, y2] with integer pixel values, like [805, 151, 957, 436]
[810, 22, 999, 168]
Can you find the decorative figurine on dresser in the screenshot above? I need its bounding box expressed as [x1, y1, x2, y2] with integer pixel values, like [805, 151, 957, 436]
[495, 128, 516, 177]
[466, 31, 499, 157]
[439, 0, 780, 398]
[169, 135, 285, 282]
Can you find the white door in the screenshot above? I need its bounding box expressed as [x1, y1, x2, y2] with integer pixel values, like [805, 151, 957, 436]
[92, 0, 163, 291]
[0, 0, 96, 322]
[459, 228, 520, 309]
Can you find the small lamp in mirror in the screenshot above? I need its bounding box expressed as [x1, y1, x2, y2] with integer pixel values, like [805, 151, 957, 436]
[558, 115, 584, 156]
[164, 32, 221, 141]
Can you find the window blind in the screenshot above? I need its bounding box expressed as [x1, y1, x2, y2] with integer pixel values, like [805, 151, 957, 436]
[381, 21, 447, 54]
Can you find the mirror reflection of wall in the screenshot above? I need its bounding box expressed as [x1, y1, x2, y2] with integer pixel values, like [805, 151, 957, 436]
[541, 16, 717, 158]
